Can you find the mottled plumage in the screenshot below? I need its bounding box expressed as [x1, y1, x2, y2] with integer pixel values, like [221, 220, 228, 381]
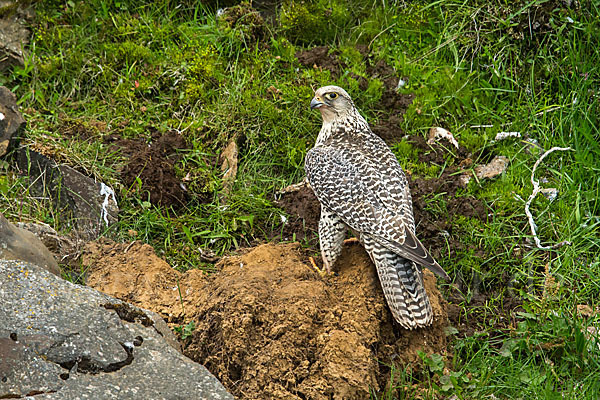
[305, 85, 449, 329]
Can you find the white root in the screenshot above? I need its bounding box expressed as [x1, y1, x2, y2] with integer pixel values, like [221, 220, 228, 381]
[524, 146, 573, 250]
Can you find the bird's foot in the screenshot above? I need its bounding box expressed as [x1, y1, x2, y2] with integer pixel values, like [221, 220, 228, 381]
[308, 256, 331, 278]
[343, 237, 360, 245]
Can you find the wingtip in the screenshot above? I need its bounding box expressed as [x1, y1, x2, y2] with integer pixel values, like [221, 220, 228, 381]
[429, 261, 450, 281]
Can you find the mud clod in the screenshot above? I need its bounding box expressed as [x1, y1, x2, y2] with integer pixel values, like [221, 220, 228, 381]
[295, 46, 344, 77]
[273, 184, 320, 245]
[105, 129, 190, 208]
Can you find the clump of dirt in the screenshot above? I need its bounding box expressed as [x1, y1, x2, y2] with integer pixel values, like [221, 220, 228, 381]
[370, 95, 414, 144]
[296, 46, 345, 77]
[387, 135, 488, 261]
[273, 184, 320, 246]
[364, 57, 416, 144]
[409, 172, 486, 261]
[104, 129, 191, 208]
[84, 240, 448, 399]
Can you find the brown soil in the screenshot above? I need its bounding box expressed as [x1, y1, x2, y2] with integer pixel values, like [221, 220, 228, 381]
[296, 46, 345, 77]
[55, 113, 194, 209]
[58, 115, 108, 140]
[104, 129, 191, 208]
[273, 184, 321, 246]
[406, 134, 487, 259]
[84, 240, 448, 399]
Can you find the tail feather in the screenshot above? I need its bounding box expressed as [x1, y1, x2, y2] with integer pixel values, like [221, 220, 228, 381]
[363, 234, 433, 329]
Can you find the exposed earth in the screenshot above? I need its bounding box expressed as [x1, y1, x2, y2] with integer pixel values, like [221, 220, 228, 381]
[104, 129, 191, 208]
[83, 240, 448, 399]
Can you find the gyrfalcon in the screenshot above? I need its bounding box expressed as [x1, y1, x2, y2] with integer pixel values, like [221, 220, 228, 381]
[305, 85, 449, 329]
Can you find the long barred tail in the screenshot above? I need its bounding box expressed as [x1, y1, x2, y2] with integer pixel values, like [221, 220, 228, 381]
[363, 234, 433, 329]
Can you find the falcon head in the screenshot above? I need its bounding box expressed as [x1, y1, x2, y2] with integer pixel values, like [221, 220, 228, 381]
[310, 86, 354, 122]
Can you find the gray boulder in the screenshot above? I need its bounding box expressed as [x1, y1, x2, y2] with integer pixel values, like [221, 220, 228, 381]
[0, 2, 32, 71]
[14, 220, 72, 255]
[0, 259, 233, 400]
[0, 212, 60, 275]
[15, 148, 119, 241]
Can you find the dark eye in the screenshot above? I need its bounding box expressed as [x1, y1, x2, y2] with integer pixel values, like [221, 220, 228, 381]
[326, 92, 338, 100]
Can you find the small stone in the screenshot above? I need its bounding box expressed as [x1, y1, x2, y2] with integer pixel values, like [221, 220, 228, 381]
[427, 127, 459, 149]
[0, 212, 59, 275]
[474, 156, 509, 180]
[540, 187, 558, 201]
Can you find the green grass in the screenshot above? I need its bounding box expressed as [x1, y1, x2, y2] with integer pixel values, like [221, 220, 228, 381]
[1, 0, 600, 398]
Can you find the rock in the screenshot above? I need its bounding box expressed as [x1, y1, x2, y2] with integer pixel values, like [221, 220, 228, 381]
[577, 304, 595, 318]
[15, 221, 67, 254]
[15, 148, 118, 241]
[461, 155, 510, 186]
[494, 131, 521, 141]
[0, 2, 33, 71]
[0, 259, 233, 400]
[427, 126, 459, 150]
[539, 187, 558, 202]
[474, 155, 509, 179]
[15, 221, 79, 265]
[0, 86, 25, 157]
[0, 212, 60, 275]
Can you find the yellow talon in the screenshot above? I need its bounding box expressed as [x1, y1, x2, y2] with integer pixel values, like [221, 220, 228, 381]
[308, 256, 329, 277]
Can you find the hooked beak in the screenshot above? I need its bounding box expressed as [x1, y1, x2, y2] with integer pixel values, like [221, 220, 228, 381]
[310, 97, 326, 109]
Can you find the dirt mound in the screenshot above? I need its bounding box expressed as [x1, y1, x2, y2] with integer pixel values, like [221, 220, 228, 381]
[84, 241, 448, 399]
[105, 129, 190, 208]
